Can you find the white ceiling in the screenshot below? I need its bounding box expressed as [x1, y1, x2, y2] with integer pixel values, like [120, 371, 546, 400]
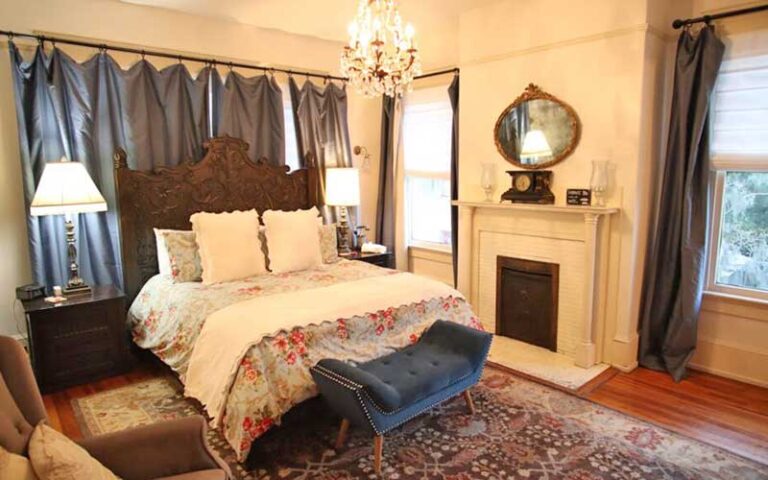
[119, 0, 497, 67]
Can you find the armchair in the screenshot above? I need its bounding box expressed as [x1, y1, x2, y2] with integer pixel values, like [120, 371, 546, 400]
[0, 336, 231, 480]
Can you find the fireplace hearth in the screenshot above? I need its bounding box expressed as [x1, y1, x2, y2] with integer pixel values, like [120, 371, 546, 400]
[496, 256, 559, 351]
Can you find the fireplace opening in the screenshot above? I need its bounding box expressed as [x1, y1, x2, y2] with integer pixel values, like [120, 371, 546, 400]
[496, 256, 559, 351]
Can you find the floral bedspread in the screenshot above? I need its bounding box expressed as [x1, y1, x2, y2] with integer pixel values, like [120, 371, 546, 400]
[128, 260, 481, 460]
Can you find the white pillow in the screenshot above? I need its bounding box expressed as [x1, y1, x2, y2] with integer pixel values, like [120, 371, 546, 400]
[263, 207, 323, 273]
[0, 445, 38, 480]
[191, 210, 267, 284]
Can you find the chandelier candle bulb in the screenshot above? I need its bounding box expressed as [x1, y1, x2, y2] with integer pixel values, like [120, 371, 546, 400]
[341, 0, 422, 97]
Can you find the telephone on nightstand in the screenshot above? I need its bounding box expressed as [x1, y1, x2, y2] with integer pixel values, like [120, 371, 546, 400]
[16, 284, 45, 301]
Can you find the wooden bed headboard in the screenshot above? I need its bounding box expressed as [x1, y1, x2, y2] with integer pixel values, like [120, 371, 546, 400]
[114, 135, 320, 302]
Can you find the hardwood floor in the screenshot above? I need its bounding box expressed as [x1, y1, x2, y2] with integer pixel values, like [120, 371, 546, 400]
[585, 367, 768, 465]
[42, 362, 768, 466]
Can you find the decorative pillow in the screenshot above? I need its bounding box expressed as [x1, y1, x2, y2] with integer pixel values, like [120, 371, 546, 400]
[191, 210, 267, 284]
[160, 230, 203, 283]
[0, 445, 38, 480]
[27, 423, 119, 480]
[154, 228, 174, 276]
[319, 224, 340, 263]
[262, 207, 323, 273]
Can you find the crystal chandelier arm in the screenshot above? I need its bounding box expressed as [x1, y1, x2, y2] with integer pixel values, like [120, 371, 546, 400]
[341, 0, 421, 97]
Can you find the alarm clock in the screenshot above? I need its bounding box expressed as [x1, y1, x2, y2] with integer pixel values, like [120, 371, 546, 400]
[501, 170, 555, 204]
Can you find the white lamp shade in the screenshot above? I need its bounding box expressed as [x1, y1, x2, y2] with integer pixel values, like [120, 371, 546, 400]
[520, 130, 553, 158]
[30, 158, 107, 216]
[325, 167, 360, 207]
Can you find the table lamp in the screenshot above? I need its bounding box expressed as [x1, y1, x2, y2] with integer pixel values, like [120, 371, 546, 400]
[30, 157, 107, 295]
[325, 167, 360, 256]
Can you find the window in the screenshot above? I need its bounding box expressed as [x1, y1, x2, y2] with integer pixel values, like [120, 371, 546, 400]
[403, 87, 453, 248]
[281, 83, 301, 171]
[707, 46, 768, 300]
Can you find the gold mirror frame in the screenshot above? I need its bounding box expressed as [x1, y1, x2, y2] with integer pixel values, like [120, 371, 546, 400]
[493, 83, 581, 170]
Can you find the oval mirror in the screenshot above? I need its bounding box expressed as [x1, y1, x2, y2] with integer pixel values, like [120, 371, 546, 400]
[494, 84, 581, 170]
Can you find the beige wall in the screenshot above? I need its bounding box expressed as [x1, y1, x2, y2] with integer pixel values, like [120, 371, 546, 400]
[409, 248, 453, 286]
[455, 0, 768, 384]
[692, 295, 768, 387]
[0, 0, 382, 336]
[2, 0, 766, 387]
[456, 0, 679, 370]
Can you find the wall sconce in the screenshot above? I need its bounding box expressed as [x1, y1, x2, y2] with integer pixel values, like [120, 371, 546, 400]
[353, 145, 371, 171]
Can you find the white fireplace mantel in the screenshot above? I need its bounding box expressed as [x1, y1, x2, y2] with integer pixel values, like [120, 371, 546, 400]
[452, 201, 619, 216]
[452, 200, 619, 368]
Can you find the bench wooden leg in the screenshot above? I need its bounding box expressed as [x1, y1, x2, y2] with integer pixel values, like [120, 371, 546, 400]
[373, 435, 384, 475]
[335, 419, 350, 449]
[463, 389, 475, 414]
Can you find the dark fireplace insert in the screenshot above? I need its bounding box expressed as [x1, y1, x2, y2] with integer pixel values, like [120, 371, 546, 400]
[496, 256, 559, 351]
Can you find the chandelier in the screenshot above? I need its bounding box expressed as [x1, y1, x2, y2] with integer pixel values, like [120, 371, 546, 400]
[341, 0, 422, 97]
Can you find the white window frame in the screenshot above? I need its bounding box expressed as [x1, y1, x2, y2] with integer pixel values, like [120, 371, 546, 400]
[404, 170, 452, 252]
[705, 155, 768, 302]
[402, 89, 454, 252]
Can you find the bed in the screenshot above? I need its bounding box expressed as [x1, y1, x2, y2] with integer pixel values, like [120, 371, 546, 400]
[115, 136, 481, 460]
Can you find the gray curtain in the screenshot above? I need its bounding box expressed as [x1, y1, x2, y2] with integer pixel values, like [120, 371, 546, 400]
[289, 77, 354, 224]
[448, 75, 460, 287]
[11, 44, 126, 287]
[638, 26, 724, 381]
[216, 71, 284, 165]
[124, 61, 214, 168]
[10, 43, 214, 289]
[375, 95, 396, 252]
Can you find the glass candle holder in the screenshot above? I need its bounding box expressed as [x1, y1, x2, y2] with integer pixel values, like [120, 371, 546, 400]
[590, 160, 609, 207]
[481, 163, 497, 202]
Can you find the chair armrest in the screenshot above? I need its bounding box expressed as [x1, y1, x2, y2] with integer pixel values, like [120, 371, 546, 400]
[315, 359, 401, 411]
[421, 320, 492, 370]
[77, 416, 231, 480]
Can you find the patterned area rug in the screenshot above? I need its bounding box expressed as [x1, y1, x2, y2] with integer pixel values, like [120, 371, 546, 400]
[71, 366, 767, 479]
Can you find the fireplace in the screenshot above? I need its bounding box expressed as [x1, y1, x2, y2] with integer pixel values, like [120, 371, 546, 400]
[496, 256, 559, 351]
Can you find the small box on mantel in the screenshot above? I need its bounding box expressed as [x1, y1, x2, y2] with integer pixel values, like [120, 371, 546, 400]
[566, 189, 592, 206]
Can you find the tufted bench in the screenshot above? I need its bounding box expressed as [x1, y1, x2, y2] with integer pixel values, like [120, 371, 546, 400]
[310, 320, 492, 476]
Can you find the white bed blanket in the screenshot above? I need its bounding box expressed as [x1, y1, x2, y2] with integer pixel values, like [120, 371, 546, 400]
[184, 271, 462, 423]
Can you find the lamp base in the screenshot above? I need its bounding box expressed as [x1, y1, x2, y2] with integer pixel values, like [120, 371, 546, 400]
[63, 283, 92, 296]
[336, 206, 352, 256]
[63, 218, 91, 296]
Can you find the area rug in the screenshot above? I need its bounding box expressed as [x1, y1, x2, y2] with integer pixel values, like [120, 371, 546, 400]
[71, 366, 767, 479]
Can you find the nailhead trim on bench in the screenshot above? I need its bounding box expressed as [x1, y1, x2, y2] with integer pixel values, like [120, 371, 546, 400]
[311, 336, 493, 436]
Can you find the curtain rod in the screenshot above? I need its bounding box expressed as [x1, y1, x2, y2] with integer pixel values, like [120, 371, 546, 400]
[0, 30, 347, 81]
[415, 68, 459, 81]
[672, 3, 768, 29]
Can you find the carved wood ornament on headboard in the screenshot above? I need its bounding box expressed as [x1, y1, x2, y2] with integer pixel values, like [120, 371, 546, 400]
[114, 136, 320, 302]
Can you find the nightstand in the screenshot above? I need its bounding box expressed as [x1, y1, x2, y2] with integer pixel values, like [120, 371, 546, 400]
[347, 251, 394, 268]
[22, 285, 132, 393]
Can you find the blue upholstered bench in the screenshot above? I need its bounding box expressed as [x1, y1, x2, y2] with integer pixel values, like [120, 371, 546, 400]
[310, 320, 492, 476]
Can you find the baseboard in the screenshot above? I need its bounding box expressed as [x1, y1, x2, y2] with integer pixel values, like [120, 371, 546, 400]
[689, 363, 768, 388]
[611, 360, 638, 373]
[690, 339, 768, 388]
